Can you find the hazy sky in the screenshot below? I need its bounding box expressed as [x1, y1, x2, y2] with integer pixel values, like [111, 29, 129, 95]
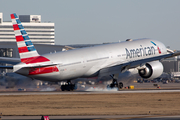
[1, 0, 180, 49]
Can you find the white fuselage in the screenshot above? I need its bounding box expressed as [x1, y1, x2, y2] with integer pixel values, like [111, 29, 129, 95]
[14, 38, 167, 82]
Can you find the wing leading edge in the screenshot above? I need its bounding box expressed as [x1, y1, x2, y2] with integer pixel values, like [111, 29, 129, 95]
[99, 51, 178, 77]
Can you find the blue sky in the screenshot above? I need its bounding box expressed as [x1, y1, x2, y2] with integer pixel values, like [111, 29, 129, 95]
[1, 0, 180, 49]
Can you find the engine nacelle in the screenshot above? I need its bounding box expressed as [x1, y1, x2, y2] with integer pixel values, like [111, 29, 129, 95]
[138, 61, 163, 79]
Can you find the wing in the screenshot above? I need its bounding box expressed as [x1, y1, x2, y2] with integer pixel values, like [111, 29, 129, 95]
[165, 51, 180, 58]
[99, 52, 178, 77]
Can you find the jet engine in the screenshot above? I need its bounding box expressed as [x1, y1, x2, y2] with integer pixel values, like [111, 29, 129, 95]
[138, 61, 163, 79]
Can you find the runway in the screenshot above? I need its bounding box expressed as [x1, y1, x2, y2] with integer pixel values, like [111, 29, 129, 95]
[2, 115, 180, 120]
[0, 89, 180, 120]
[0, 89, 180, 95]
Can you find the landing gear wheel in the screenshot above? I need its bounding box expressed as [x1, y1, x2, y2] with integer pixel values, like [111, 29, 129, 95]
[107, 78, 118, 89]
[61, 85, 65, 91]
[61, 80, 76, 91]
[67, 86, 71, 91]
[107, 74, 124, 90]
[70, 84, 75, 91]
[118, 82, 123, 89]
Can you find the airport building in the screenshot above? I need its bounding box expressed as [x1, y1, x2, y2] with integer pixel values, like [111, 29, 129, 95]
[162, 51, 180, 73]
[162, 57, 178, 73]
[0, 12, 55, 45]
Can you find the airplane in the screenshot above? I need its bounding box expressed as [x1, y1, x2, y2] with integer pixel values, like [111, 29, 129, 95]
[1, 13, 180, 91]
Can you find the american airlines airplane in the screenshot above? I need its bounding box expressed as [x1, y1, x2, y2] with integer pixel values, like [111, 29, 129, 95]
[1, 13, 180, 91]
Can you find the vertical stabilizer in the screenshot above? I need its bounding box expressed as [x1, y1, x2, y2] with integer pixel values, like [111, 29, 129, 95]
[10, 13, 50, 64]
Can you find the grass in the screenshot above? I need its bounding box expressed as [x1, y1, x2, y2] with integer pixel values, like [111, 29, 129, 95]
[0, 92, 180, 116]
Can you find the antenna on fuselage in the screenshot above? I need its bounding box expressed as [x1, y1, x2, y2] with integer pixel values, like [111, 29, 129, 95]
[126, 39, 133, 42]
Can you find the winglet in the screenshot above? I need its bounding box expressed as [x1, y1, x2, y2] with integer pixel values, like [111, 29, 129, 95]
[10, 13, 50, 64]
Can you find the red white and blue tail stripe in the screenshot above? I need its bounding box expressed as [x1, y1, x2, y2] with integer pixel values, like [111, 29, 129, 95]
[10, 13, 50, 64]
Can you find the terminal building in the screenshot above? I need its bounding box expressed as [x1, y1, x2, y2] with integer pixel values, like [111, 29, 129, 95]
[0, 12, 55, 45]
[162, 55, 180, 73]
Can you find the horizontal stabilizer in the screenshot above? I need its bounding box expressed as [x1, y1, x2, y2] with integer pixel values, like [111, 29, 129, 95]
[0, 66, 13, 69]
[0, 57, 20, 65]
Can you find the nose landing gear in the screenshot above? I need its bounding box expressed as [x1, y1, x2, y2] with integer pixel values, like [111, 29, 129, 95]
[107, 74, 123, 90]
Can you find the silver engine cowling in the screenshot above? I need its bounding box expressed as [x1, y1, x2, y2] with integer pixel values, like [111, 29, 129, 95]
[138, 61, 163, 79]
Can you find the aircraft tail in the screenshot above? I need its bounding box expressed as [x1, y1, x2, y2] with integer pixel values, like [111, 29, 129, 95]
[10, 13, 50, 64]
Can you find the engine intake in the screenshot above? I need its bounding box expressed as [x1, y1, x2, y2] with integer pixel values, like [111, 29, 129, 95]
[138, 61, 163, 79]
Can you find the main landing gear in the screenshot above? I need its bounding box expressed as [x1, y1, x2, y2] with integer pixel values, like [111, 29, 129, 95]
[61, 80, 76, 91]
[107, 74, 123, 89]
